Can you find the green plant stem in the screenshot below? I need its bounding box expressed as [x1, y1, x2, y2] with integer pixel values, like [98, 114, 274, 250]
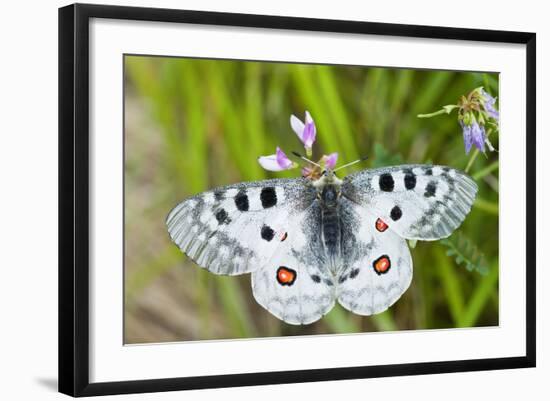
[417, 109, 447, 118]
[472, 161, 499, 180]
[465, 148, 480, 173]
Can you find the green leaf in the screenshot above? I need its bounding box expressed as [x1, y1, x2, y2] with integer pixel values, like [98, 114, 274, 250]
[372, 143, 404, 168]
[440, 231, 489, 275]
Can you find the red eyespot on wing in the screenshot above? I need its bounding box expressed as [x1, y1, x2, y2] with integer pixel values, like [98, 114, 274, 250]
[280, 232, 288, 242]
[373, 255, 391, 275]
[276, 266, 296, 286]
[375, 218, 388, 232]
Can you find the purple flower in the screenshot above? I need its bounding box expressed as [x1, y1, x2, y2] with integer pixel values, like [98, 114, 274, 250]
[471, 121, 486, 152]
[323, 152, 338, 169]
[460, 120, 485, 154]
[257, 110, 340, 178]
[481, 89, 499, 121]
[258, 147, 297, 171]
[301, 166, 313, 177]
[460, 121, 473, 154]
[290, 111, 316, 155]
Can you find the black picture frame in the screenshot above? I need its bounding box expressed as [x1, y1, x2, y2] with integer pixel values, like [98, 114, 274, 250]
[59, 3, 536, 397]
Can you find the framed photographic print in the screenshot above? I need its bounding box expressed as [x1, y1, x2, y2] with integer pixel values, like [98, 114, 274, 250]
[58, 3, 536, 397]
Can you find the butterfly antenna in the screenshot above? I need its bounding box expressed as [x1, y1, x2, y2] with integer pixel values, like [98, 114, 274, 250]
[291, 151, 322, 168]
[333, 156, 368, 172]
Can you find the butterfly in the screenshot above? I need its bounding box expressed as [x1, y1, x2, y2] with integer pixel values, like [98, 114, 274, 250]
[166, 164, 477, 325]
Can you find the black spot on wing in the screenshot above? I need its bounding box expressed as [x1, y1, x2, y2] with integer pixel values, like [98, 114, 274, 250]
[425, 181, 437, 198]
[379, 173, 394, 192]
[214, 190, 225, 201]
[260, 187, 277, 208]
[310, 274, 321, 283]
[403, 169, 416, 190]
[349, 268, 360, 279]
[260, 225, 275, 241]
[424, 167, 433, 176]
[234, 190, 249, 211]
[215, 208, 229, 224]
[390, 205, 402, 221]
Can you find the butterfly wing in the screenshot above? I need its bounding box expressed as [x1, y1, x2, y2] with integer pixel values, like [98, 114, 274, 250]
[166, 178, 316, 275]
[251, 200, 337, 324]
[342, 165, 477, 240]
[337, 197, 413, 315]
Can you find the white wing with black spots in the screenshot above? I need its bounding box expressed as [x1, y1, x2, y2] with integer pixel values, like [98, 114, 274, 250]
[336, 198, 413, 315]
[251, 201, 337, 324]
[166, 178, 316, 275]
[342, 165, 477, 240]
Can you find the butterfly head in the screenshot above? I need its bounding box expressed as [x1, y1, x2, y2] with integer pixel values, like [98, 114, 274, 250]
[312, 169, 343, 207]
[311, 167, 342, 185]
[321, 168, 341, 182]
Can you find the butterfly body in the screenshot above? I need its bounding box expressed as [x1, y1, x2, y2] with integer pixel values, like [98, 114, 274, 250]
[167, 164, 477, 324]
[314, 172, 344, 272]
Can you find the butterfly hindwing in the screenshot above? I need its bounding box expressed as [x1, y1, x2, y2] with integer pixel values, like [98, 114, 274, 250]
[337, 198, 413, 315]
[166, 178, 316, 275]
[342, 164, 477, 240]
[251, 201, 337, 324]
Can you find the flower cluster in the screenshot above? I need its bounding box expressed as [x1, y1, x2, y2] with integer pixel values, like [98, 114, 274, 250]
[418, 87, 499, 155]
[258, 111, 338, 178]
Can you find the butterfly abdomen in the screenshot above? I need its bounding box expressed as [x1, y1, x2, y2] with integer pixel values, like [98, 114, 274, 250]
[320, 184, 342, 270]
[321, 208, 340, 251]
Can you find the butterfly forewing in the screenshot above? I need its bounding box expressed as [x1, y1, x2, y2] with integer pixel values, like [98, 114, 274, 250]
[342, 165, 477, 240]
[166, 177, 316, 275]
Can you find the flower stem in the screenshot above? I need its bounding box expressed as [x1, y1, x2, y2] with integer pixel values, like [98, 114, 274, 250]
[417, 109, 447, 118]
[417, 105, 458, 118]
[464, 148, 480, 173]
[465, 128, 495, 173]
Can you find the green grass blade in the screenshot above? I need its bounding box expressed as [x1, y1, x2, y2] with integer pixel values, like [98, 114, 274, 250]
[316, 66, 359, 161]
[472, 160, 499, 181]
[215, 277, 258, 337]
[474, 198, 499, 215]
[459, 261, 499, 327]
[435, 248, 465, 326]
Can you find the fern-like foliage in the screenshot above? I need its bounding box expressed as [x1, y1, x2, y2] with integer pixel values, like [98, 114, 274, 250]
[371, 143, 404, 168]
[440, 231, 489, 275]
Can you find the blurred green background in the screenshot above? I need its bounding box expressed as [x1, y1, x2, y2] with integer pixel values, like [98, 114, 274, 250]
[124, 55, 499, 344]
